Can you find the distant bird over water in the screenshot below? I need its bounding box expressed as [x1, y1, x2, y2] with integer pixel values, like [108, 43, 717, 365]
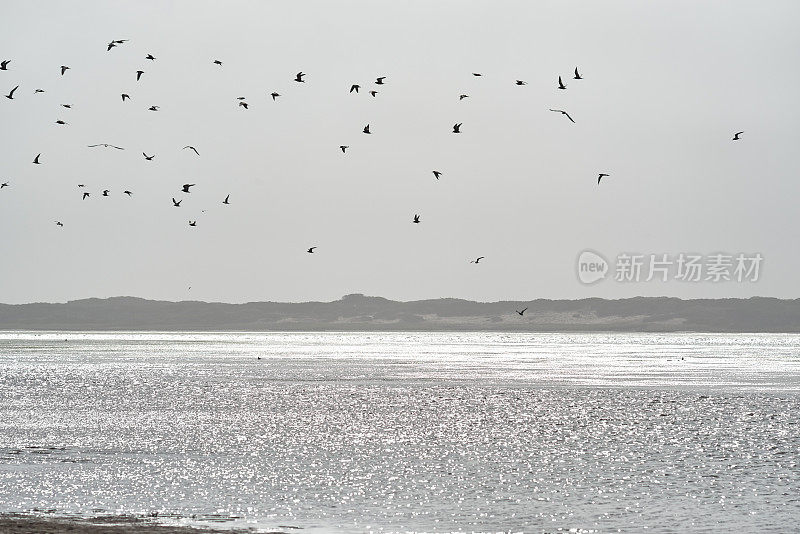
[597, 173, 610, 184]
[733, 131, 744, 140]
[549, 109, 575, 123]
[516, 307, 528, 316]
[5, 85, 18, 99]
[88, 143, 124, 150]
[183, 146, 199, 156]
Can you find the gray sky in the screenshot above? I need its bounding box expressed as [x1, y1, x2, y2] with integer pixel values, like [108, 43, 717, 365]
[1, 1, 799, 304]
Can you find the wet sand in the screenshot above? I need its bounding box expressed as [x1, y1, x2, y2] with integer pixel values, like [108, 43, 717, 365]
[0, 514, 265, 534]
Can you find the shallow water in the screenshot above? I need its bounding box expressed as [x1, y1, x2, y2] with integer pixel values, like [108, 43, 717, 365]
[1, 332, 799, 533]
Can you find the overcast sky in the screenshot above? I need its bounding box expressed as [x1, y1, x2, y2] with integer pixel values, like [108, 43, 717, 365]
[1, 1, 799, 304]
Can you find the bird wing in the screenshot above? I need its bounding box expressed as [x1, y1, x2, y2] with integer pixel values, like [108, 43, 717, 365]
[564, 112, 575, 123]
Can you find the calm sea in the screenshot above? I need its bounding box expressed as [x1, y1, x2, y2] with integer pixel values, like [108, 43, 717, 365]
[1, 332, 799, 533]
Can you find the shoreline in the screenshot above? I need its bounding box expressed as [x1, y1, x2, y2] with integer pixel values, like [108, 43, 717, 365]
[0, 514, 260, 534]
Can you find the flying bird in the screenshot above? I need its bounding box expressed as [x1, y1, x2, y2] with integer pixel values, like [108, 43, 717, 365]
[516, 307, 528, 316]
[413, 214, 420, 224]
[107, 42, 117, 51]
[55, 221, 63, 227]
[307, 247, 316, 253]
[369, 90, 378, 97]
[340, 145, 348, 153]
[172, 198, 181, 207]
[148, 105, 159, 111]
[236, 97, 246, 100]
[82, 192, 90, 200]
[124, 190, 132, 196]
[121, 93, 130, 101]
[294, 71, 305, 82]
[223, 194, 230, 205]
[375, 77, 386, 84]
[432, 170, 442, 180]
[515, 80, 527, 85]
[472, 73, 482, 76]
[34, 89, 45, 93]
[33, 154, 41, 164]
[733, 131, 744, 140]
[102, 189, 109, 197]
[88, 143, 124, 149]
[5, 85, 18, 99]
[55, 120, 67, 125]
[239, 101, 248, 109]
[183, 146, 199, 156]
[189, 220, 197, 227]
[597, 173, 610, 184]
[146, 54, 156, 60]
[271, 92, 280, 100]
[77, 184, 84, 188]
[0, 60, 9, 70]
[573, 67, 583, 80]
[182, 183, 195, 193]
[213, 60, 222, 65]
[60, 66, 70, 75]
[363, 124, 371, 134]
[549, 109, 575, 123]
[453, 123, 462, 133]
[136, 70, 144, 81]
[558, 76, 567, 89]
[143, 153, 154, 160]
[470, 256, 485, 264]
[350, 84, 360, 93]
[1, 182, 9, 188]
[459, 94, 469, 100]
[61, 104, 72, 108]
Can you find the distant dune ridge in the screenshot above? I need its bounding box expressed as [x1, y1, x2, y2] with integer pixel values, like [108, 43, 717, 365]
[1, 294, 800, 332]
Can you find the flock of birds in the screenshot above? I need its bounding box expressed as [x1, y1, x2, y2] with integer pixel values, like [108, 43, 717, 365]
[1, 41, 746, 269]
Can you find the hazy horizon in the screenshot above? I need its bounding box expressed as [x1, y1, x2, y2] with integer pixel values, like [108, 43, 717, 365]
[2, 1, 799, 305]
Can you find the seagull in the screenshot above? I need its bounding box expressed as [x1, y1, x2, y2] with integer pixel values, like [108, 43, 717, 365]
[432, 170, 442, 180]
[307, 246, 316, 253]
[145, 54, 156, 60]
[340, 145, 348, 153]
[236, 97, 246, 100]
[61, 104, 72, 108]
[60, 65, 70, 76]
[148, 105, 159, 111]
[350, 84, 360, 93]
[549, 109, 575, 123]
[413, 214, 420, 224]
[88, 143, 124, 149]
[123, 190, 132, 196]
[136, 70, 144, 81]
[453, 123, 462, 133]
[239, 101, 248, 109]
[733, 131, 744, 140]
[369, 90, 378, 97]
[470, 256, 485, 264]
[375, 77, 386, 85]
[558, 76, 567, 89]
[172, 198, 181, 207]
[295, 71, 306, 82]
[270, 92, 280, 100]
[573, 67, 582, 80]
[143, 153, 154, 160]
[472, 73, 482, 76]
[107, 41, 117, 51]
[597, 173, 610, 184]
[182, 183, 195, 193]
[33, 154, 41, 164]
[0, 60, 9, 70]
[223, 194, 230, 205]
[55, 221, 63, 227]
[82, 192, 90, 200]
[77, 184, 84, 187]
[55, 120, 67, 125]
[34, 89, 45, 93]
[515, 80, 527, 85]
[516, 307, 528, 316]
[102, 189, 109, 196]
[459, 94, 469, 100]
[1, 182, 8, 188]
[183, 146, 199, 156]
[189, 220, 197, 227]
[5, 85, 18, 99]
[363, 124, 371, 134]
[121, 93, 130, 101]
[213, 59, 222, 65]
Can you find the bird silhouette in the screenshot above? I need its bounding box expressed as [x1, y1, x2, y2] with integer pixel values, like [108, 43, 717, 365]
[271, 92, 280, 100]
[375, 77, 386, 85]
[55, 120, 67, 125]
[549, 109, 575, 123]
[516, 307, 528, 316]
[350, 84, 360, 93]
[121, 93, 130, 101]
[107, 42, 116, 51]
[472, 73, 482, 76]
[5, 85, 18, 99]
[172, 198, 181, 207]
[369, 90, 378, 97]
[143, 153, 154, 160]
[148, 105, 159, 111]
[183, 146, 199, 156]
[733, 131, 744, 140]
[470, 256, 485, 264]
[573, 67, 582, 80]
[432, 170, 442, 180]
[182, 184, 195, 193]
[33, 154, 41, 164]
[223, 194, 230, 205]
[88, 143, 124, 149]
[363, 124, 371, 134]
[146, 54, 156, 60]
[0, 60, 9, 70]
[1, 182, 9, 188]
[453, 123, 462, 133]
[82, 192, 90, 200]
[597, 173, 610, 184]
[340, 145, 348, 153]
[124, 190, 132, 196]
[213, 60, 222, 66]
[307, 246, 316, 253]
[413, 214, 420, 223]
[55, 221, 63, 227]
[189, 220, 197, 227]
[295, 71, 306, 82]
[558, 76, 567, 89]
[102, 189, 109, 197]
[459, 94, 469, 100]
[61, 104, 72, 108]
[34, 89, 45, 93]
[236, 97, 246, 100]
[60, 66, 70, 75]
[136, 70, 144, 81]
[239, 101, 248, 109]
[515, 80, 527, 85]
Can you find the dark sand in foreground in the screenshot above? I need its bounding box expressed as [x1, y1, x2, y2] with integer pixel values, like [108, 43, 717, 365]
[0, 514, 267, 534]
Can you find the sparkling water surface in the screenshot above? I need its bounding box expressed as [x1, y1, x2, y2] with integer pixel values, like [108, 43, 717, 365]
[1, 331, 799, 533]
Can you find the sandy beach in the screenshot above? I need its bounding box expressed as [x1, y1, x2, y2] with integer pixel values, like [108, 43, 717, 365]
[0, 514, 262, 534]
